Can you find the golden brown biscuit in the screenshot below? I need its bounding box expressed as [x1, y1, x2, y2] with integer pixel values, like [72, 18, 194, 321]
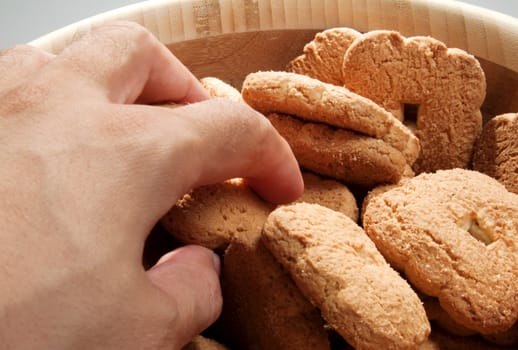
[220, 232, 330, 350]
[423, 296, 477, 337]
[424, 296, 518, 346]
[363, 168, 518, 334]
[182, 335, 229, 350]
[298, 171, 358, 222]
[200, 76, 242, 102]
[267, 113, 408, 186]
[472, 112, 518, 194]
[241, 71, 420, 165]
[418, 328, 507, 350]
[342, 30, 486, 173]
[262, 203, 431, 350]
[160, 178, 274, 251]
[286, 27, 361, 85]
[482, 322, 518, 346]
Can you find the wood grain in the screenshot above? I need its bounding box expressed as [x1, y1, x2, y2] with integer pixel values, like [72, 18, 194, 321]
[29, 0, 518, 117]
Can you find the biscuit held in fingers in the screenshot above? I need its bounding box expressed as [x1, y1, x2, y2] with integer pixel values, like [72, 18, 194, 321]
[200, 77, 242, 102]
[182, 335, 230, 350]
[262, 203, 431, 350]
[242, 71, 420, 165]
[342, 30, 485, 173]
[363, 169, 518, 334]
[268, 113, 408, 186]
[161, 178, 274, 251]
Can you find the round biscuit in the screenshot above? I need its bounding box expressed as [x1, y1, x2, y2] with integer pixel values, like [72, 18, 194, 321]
[363, 168, 518, 334]
[242, 71, 420, 165]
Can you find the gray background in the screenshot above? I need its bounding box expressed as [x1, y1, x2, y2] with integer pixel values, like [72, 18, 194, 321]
[1, 0, 517, 49]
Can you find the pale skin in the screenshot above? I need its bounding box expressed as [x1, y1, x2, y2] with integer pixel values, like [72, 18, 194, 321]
[0, 22, 303, 349]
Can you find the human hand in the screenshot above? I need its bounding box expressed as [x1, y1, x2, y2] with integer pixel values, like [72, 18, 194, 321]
[0, 22, 303, 349]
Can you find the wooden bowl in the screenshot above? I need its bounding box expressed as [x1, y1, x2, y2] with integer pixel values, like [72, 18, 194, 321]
[30, 1, 518, 347]
[31, 0, 518, 119]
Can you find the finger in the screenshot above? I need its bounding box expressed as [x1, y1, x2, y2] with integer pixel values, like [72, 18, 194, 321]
[48, 21, 208, 104]
[0, 45, 54, 95]
[146, 245, 222, 348]
[135, 99, 304, 209]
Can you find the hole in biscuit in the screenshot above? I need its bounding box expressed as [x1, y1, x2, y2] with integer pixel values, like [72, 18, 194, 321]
[458, 214, 493, 245]
[403, 103, 419, 131]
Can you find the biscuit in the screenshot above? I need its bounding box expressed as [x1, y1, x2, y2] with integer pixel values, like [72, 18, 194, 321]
[363, 168, 518, 334]
[482, 322, 518, 346]
[418, 328, 506, 350]
[286, 27, 361, 85]
[422, 296, 477, 337]
[342, 30, 485, 173]
[160, 178, 274, 251]
[220, 232, 330, 350]
[182, 335, 229, 350]
[161, 172, 359, 251]
[424, 296, 518, 346]
[241, 71, 420, 165]
[298, 171, 358, 222]
[472, 113, 518, 194]
[262, 203, 431, 350]
[267, 113, 408, 186]
[200, 77, 242, 102]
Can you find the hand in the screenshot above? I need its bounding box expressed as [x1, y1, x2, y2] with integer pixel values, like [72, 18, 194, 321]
[0, 22, 303, 349]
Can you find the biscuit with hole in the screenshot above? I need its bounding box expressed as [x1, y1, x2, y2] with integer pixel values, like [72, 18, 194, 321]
[242, 71, 420, 165]
[472, 112, 518, 194]
[342, 30, 485, 173]
[262, 202, 431, 350]
[286, 27, 361, 85]
[363, 168, 518, 334]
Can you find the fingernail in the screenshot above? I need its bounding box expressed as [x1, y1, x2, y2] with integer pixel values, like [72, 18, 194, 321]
[212, 253, 221, 276]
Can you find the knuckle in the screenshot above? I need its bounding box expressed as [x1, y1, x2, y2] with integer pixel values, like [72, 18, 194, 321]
[0, 45, 52, 75]
[91, 20, 156, 49]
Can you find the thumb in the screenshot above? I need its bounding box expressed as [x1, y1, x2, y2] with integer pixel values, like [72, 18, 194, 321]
[146, 245, 222, 348]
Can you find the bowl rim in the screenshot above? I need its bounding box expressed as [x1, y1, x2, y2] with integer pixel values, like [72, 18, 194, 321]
[29, 0, 518, 73]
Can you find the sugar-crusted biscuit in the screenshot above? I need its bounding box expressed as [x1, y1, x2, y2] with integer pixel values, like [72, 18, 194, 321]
[262, 203, 431, 350]
[422, 296, 477, 337]
[182, 335, 229, 350]
[363, 168, 518, 334]
[342, 30, 485, 173]
[286, 27, 361, 85]
[423, 296, 518, 346]
[482, 322, 518, 346]
[298, 172, 358, 222]
[267, 113, 408, 186]
[472, 112, 518, 194]
[200, 77, 242, 102]
[160, 178, 274, 251]
[220, 232, 330, 350]
[242, 71, 420, 165]
[418, 328, 507, 350]
[161, 172, 360, 250]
